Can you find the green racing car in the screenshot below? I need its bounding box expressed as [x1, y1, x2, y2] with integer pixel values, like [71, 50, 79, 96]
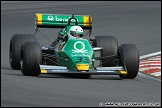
[9, 13, 139, 79]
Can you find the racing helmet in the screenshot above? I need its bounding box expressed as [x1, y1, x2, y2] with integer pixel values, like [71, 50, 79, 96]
[68, 26, 84, 38]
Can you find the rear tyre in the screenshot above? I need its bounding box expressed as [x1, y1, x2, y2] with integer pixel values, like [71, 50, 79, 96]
[118, 44, 139, 79]
[9, 34, 36, 69]
[20, 42, 42, 76]
[94, 36, 118, 66]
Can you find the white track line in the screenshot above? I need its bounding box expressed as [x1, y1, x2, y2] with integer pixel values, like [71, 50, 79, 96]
[150, 72, 161, 76]
[140, 51, 161, 59]
[139, 51, 161, 81]
[138, 73, 161, 81]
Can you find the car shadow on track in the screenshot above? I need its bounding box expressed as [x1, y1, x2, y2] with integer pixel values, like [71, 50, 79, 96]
[38, 74, 122, 80]
[1, 66, 122, 80]
[1, 65, 13, 70]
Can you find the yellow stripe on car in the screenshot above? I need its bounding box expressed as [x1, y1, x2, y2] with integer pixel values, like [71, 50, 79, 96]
[84, 16, 92, 27]
[119, 70, 127, 74]
[41, 69, 47, 73]
[76, 64, 89, 71]
[36, 13, 42, 25]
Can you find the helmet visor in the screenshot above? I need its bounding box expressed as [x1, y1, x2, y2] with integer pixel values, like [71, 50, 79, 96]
[70, 31, 83, 37]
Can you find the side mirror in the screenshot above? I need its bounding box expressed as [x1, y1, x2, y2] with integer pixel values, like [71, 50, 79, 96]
[90, 37, 97, 47]
[90, 37, 96, 41]
[57, 35, 64, 40]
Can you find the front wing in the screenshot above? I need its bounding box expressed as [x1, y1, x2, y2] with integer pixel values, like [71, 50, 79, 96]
[40, 65, 127, 75]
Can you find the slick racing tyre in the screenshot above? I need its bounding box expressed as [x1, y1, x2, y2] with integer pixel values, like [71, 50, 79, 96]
[9, 34, 36, 69]
[118, 44, 139, 79]
[20, 41, 42, 76]
[94, 36, 118, 67]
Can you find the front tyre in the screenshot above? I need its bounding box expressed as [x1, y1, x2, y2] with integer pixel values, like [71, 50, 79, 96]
[20, 42, 42, 76]
[118, 44, 139, 79]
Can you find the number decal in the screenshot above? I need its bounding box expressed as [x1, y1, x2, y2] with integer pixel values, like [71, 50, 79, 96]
[83, 57, 89, 63]
[76, 57, 82, 63]
[76, 56, 90, 63]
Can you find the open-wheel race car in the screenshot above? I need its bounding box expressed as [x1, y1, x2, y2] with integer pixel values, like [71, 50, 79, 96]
[9, 13, 139, 79]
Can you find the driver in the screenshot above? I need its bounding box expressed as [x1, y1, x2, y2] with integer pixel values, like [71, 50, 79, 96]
[68, 25, 84, 38]
[51, 25, 84, 46]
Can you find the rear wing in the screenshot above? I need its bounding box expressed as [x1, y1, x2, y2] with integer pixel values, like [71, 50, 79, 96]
[35, 13, 92, 30]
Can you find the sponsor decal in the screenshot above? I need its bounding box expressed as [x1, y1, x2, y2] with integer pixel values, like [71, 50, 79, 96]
[51, 70, 69, 72]
[47, 15, 78, 22]
[55, 16, 77, 22]
[72, 41, 88, 54]
[47, 15, 54, 21]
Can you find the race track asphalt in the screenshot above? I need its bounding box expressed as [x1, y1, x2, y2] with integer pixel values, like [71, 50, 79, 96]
[1, 1, 161, 107]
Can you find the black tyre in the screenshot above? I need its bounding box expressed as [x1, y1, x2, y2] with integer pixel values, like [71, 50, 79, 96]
[94, 36, 118, 67]
[20, 42, 42, 76]
[118, 44, 139, 79]
[9, 34, 36, 69]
